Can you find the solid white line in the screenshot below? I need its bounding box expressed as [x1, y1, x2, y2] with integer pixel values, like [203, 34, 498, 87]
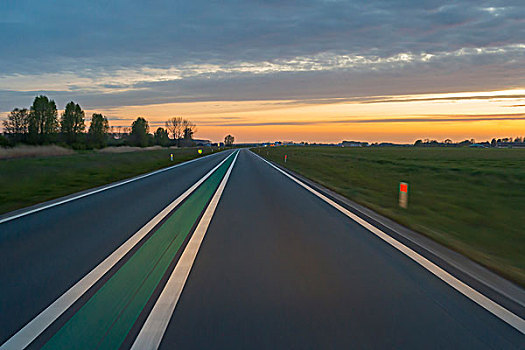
[0, 151, 226, 225]
[252, 151, 525, 335]
[131, 151, 239, 350]
[0, 152, 235, 350]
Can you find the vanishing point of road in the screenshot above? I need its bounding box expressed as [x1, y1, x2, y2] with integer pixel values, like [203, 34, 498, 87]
[1, 149, 524, 349]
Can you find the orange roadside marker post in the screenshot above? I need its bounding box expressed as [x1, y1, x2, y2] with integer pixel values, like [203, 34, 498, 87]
[399, 182, 408, 208]
[284, 154, 287, 163]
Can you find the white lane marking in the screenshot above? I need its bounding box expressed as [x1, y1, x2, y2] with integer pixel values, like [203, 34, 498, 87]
[252, 151, 525, 335]
[0, 152, 236, 350]
[131, 151, 239, 350]
[0, 151, 226, 224]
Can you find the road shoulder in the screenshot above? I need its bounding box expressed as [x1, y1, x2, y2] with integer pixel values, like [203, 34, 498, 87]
[252, 150, 525, 318]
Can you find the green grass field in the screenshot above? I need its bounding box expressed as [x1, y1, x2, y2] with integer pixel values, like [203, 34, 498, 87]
[0, 147, 218, 215]
[255, 146, 525, 286]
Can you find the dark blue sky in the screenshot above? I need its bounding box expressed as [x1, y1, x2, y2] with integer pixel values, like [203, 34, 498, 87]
[0, 0, 523, 111]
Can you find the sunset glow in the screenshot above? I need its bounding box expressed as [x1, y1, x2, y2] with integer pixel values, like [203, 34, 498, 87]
[87, 89, 525, 143]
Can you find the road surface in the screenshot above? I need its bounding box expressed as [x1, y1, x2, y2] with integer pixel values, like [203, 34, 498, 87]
[1, 149, 523, 349]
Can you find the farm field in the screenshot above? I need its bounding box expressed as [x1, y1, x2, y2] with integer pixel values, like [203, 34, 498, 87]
[256, 146, 525, 286]
[0, 147, 217, 215]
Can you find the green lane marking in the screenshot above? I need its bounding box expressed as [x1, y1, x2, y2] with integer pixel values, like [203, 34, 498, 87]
[42, 153, 235, 350]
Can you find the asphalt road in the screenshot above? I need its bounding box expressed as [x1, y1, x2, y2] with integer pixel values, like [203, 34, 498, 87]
[1, 149, 524, 349]
[0, 150, 233, 346]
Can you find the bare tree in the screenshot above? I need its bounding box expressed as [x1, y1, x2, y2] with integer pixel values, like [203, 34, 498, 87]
[166, 117, 197, 146]
[165, 117, 184, 140]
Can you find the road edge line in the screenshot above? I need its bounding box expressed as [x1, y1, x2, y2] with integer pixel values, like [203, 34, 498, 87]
[268, 158, 525, 310]
[0, 152, 235, 350]
[0, 150, 225, 224]
[251, 151, 525, 335]
[130, 151, 239, 350]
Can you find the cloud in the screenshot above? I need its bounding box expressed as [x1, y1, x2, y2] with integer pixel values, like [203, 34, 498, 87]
[198, 113, 525, 127]
[0, 0, 523, 112]
[362, 94, 525, 104]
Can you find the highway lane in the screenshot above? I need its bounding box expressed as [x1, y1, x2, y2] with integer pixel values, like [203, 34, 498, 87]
[160, 149, 524, 349]
[0, 149, 233, 345]
[1, 148, 524, 349]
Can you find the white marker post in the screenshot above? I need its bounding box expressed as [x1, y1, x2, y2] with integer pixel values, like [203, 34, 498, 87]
[399, 182, 408, 208]
[170, 154, 173, 161]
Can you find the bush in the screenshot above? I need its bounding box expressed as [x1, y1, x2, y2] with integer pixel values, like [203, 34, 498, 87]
[0, 135, 10, 147]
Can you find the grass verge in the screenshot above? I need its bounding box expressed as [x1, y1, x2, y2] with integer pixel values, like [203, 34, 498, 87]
[0, 147, 218, 215]
[255, 146, 525, 287]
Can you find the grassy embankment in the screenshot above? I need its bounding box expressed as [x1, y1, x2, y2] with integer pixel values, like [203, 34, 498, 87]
[255, 146, 525, 286]
[0, 147, 218, 215]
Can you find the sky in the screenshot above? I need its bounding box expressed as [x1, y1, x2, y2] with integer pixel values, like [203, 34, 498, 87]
[0, 0, 524, 143]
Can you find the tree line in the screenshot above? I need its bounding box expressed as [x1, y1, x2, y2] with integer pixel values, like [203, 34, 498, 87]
[1, 95, 198, 149]
[413, 137, 525, 147]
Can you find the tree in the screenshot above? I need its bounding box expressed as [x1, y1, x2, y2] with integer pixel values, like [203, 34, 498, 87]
[182, 120, 196, 139]
[224, 134, 235, 146]
[165, 117, 184, 142]
[130, 117, 150, 147]
[3, 108, 29, 143]
[88, 113, 109, 148]
[491, 138, 497, 147]
[183, 127, 193, 140]
[165, 117, 196, 146]
[0, 135, 9, 147]
[414, 139, 422, 146]
[154, 127, 169, 146]
[28, 95, 59, 143]
[61, 101, 85, 144]
[444, 139, 452, 145]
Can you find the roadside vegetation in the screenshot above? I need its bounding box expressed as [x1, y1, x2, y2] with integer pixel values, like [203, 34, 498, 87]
[0, 147, 217, 215]
[0, 145, 75, 159]
[1, 95, 202, 150]
[0, 95, 238, 215]
[255, 146, 525, 286]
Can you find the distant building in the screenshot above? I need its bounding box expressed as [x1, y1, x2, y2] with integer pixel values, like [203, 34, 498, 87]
[193, 139, 211, 146]
[342, 141, 368, 147]
[496, 142, 525, 148]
